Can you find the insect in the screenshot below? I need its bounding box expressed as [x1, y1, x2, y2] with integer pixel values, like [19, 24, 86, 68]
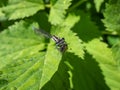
[33, 27, 68, 52]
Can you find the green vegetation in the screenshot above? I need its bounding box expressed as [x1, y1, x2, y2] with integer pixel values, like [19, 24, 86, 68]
[0, 0, 120, 90]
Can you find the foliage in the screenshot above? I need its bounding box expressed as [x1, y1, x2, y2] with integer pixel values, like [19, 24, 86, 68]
[0, 0, 120, 90]
[103, 0, 120, 33]
[94, 0, 104, 12]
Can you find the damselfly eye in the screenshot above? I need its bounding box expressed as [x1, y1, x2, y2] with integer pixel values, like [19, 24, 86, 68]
[59, 44, 68, 52]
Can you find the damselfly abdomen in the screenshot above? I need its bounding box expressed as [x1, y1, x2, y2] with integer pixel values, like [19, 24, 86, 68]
[33, 27, 68, 52]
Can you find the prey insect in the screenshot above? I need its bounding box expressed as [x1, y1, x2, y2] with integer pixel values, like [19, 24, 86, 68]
[33, 27, 68, 52]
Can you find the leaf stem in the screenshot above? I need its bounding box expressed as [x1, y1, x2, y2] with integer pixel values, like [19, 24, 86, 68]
[45, 4, 51, 8]
[68, 0, 87, 12]
[101, 31, 119, 36]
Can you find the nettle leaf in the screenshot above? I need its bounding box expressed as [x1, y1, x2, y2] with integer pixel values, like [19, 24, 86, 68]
[0, 21, 44, 58]
[86, 39, 116, 65]
[62, 14, 84, 59]
[72, 11, 101, 42]
[86, 39, 120, 90]
[0, 20, 62, 89]
[107, 36, 120, 46]
[0, 9, 6, 21]
[1, 1, 44, 20]
[94, 0, 104, 12]
[61, 14, 80, 28]
[39, 40, 62, 89]
[53, 14, 84, 59]
[103, 0, 120, 33]
[41, 58, 70, 90]
[8, 0, 43, 4]
[49, 0, 72, 25]
[0, 9, 4, 16]
[112, 41, 120, 69]
[61, 28, 84, 59]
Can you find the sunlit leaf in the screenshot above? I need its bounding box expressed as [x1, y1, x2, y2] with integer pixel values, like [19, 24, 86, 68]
[0, 20, 62, 89]
[94, 0, 104, 12]
[0, 8, 6, 21]
[1, 1, 44, 20]
[49, 0, 72, 25]
[39, 40, 62, 89]
[86, 39, 120, 90]
[103, 0, 120, 33]
[112, 41, 120, 69]
[52, 14, 84, 59]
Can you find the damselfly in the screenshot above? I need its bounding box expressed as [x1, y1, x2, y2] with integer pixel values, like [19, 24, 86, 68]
[33, 27, 68, 52]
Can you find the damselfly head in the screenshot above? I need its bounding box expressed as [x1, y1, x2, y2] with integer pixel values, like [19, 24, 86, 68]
[52, 36, 68, 52]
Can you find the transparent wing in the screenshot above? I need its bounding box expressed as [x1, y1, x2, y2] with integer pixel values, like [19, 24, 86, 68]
[33, 27, 52, 38]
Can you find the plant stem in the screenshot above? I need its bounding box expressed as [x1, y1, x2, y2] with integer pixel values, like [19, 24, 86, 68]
[101, 31, 119, 36]
[68, 0, 87, 12]
[45, 4, 51, 8]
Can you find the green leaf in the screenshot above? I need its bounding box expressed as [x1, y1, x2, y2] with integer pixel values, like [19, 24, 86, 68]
[0, 9, 6, 21]
[41, 59, 70, 90]
[63, 14, 84, 59]
[1, 1, 44, 20]
[94, 0, 104, 12]
[103, 0, 120, 33]
[72, 11, 101, 42]
[112, 41, 120, 69]
[0, 9, 4, 16]
[52, 14, 84, 59]
[63, 53, 109, 90]
[107, 36, 120, 46]
[61, 28, 84, 59]
[0, 20, 63, 89]
[8, 0, 43, 4]
[86, 39, 120, 90]
[0, 0, 7, 7]
[86, 39, 116, 65]
[49, 0, 72, 25]
[39, 40, 62, 89]
[61, 13, 80, 28]
[0, 21, 44, 57]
